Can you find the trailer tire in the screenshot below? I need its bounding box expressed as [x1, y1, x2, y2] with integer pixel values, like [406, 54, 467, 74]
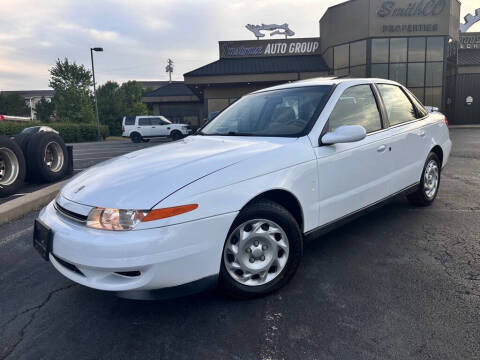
[0, 135, 26, 197]
[26, 132, 68, 183]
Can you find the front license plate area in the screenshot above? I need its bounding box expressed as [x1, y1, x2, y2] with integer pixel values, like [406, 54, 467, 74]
[33, 219, 53, 261]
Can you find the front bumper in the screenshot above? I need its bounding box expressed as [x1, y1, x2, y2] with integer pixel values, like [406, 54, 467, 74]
[38, 201, 237, 293]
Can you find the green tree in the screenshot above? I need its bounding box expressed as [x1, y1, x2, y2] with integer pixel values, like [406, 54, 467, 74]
[97, 81, 123, 135]
[131, 102, 149, 116]
[35, 96, 55, 122]
[119, 81, 144, 114]
[0, 92, 30, 116]
[49, 58, 95, 123]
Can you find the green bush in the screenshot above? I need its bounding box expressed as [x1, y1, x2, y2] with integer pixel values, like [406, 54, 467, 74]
[0, 121, 109, 143]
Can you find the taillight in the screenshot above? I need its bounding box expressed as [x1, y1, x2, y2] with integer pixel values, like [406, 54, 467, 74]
[122, 125, 125, 132]
[444, 116, 448, 126]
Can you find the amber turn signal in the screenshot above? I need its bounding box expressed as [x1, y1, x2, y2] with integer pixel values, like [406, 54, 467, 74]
[141, 204, 198, 222]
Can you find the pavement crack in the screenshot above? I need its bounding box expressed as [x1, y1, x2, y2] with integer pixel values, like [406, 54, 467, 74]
[1, 283, 77, 360]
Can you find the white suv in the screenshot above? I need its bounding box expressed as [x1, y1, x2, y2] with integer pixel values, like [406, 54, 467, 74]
[122, 115, 191, 142]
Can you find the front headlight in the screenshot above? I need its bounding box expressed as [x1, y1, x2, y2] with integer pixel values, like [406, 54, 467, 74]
[86, 204, 198, 231]
[87, 208, 148, 230]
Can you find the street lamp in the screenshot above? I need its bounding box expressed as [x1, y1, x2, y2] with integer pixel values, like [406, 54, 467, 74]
[90, 47, 103, 141]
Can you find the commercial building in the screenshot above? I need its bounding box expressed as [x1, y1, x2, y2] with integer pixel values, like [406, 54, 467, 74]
[181, 0, 480, 125]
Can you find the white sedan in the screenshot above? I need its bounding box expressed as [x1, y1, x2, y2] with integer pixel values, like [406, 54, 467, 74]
[34, 78, 451, 299]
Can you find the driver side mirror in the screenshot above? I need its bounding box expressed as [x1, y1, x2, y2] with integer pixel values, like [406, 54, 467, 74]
[321, 125, 367, 145]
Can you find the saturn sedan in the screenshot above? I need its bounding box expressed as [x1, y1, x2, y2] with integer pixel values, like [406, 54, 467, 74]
[34, 78, 451, 299]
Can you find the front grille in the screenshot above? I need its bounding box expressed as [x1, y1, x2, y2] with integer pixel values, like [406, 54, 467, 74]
[52, 254, 85, 276]
[54, 202, 88, 223]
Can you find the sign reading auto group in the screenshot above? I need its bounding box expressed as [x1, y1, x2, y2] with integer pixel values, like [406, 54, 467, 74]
[219, 38, 320, 58]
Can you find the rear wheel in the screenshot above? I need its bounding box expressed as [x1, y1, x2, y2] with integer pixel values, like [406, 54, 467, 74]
[26, 132, 68, 183]
[406, 152, 441, 206]
[220, 200, 303, 298]
[0, 136, 26, 197]
[130, 132, 142, 143]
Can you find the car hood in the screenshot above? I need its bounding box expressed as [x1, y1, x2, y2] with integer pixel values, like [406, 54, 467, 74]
[61, 136, 297, 209]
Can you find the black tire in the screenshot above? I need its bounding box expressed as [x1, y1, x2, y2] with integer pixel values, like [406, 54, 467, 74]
[220, 200, 303, 299]
[0, 135, 26, 197]
[130, 132, 142, 143]
[13, 132, 34, 155]
[170, 130, 182, 141]
[141, 138, 150, 143]
[26, 132, 68, 183]
[406, 152, 441, 207]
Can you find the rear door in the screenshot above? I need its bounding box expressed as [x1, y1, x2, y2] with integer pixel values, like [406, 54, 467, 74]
[375, 84, 427, 193]
[315, 84, 392, 226]
[137, 117, 152, 136]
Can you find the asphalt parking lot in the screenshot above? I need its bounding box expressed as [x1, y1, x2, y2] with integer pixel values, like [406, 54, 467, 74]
[1, 129, 479, 360]
[0, 138, 166, 205]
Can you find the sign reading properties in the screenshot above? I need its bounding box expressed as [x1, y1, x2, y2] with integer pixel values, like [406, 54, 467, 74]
[219, 38, 320, 58]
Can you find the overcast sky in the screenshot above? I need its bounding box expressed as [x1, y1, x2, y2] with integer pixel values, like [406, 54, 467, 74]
[1, 0, 479, 91]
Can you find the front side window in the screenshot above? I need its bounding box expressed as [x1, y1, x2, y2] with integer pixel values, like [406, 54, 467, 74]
[200, 86, 332, 137]
[328, 85, 382, 133]
[138, 118, 151, 126]
[377, 84, 416, 125]
[150, 117, 164, 126]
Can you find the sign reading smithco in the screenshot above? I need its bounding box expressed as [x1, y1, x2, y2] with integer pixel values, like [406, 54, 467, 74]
[372, 0, 448, 35]
[219, 38, 320, 58]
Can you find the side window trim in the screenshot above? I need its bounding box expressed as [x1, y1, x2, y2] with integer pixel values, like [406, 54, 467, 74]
[370, 83, 390, 129]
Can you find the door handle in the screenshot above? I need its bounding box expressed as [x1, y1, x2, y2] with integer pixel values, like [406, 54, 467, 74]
[151, 126, 156, 128]
[419, 130, 426, 137]
[377, 145, 387, 153]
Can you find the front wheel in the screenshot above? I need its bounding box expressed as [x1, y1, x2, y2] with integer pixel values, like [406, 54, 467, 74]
[220, 200, 303, 299]
[170, 130, 182, 141]
[406, 152, 441, 206]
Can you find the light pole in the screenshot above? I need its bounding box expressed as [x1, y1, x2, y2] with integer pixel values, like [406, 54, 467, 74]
[90, 47, 103, 140]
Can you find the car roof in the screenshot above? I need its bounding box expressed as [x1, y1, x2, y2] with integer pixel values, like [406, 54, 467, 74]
[252, 77, 400, 94]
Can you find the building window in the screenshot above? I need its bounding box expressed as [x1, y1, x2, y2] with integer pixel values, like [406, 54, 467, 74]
[334, 44, 349, 69]
[372, 38, 389, 63]
[350, 40, 366, 66]
[334, 67, 349, 76]
[371, 64, 388, 79]
[426, 37, 444, 61]
[425, 87, 442, 108]
[349, 65, 366, 77]
[409, 87, 425, 103]
[407, 63, 425, 87]
[408, 37, 426, 62]
[425, 62, 443, 87]
[390, 38, 407, 63]
[389, 63, 407, 85]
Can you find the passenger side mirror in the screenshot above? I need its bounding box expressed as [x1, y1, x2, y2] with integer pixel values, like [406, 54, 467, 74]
[321, 125, 367, 145]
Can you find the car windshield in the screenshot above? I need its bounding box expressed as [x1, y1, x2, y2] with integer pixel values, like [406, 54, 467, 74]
[200, 85, 332, 137]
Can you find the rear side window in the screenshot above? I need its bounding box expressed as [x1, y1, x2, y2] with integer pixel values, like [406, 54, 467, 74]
[328, 85, 382, 133]
[404, 88, 428, 118]
[124, 117, 135, 125]
[138, 118, 151, 126]
[377, 84, 416, 125]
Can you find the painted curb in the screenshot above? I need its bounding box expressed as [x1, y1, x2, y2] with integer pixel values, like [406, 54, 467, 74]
[0, 180, 68, 226]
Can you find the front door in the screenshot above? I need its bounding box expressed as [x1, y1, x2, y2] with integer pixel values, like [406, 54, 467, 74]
[314, 84, 392, 226]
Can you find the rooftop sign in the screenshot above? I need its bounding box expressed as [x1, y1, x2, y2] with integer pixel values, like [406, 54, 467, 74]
[219, 38, 320, 59]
